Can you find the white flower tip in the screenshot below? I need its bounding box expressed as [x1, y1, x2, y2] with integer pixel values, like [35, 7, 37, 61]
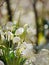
[13, 37, 20, 44]
[15, 28, 24, 35]
[24, 24, 28, 28]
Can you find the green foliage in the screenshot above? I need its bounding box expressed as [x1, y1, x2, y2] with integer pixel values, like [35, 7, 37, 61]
[0, 45, 26, 65]
[0, 14, 27, 65]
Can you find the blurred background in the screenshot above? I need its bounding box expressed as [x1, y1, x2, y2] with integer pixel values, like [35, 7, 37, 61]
[0, 0, 49, 65]
[0, 0, 49, 45]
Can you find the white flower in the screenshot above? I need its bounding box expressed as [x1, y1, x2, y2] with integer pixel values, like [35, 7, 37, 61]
[20, 42, 33, 51]
[21, 48, 34, 58]
[22, 42, 33, 49]
[44, 24, 48, 29]
[15, 27, 24, 35]
[27, 27, 36, 35]
[6, 22, 13, 31]
[13, 37, 20, 44]
[20, 42, 33, 58]
[7, 31, 13, 41]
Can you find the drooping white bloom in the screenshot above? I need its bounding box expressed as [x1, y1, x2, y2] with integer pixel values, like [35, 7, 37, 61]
[7, 31, 13, 41]
[13, 36, 20, 44]
[22, 42, 33, 49]
[20, 42, 33, 50]
[27, 27, 36, 35]
[44, 24, 48, 29]
[21, 48, 34, 58]
[20, 42, 34, 58]
[15, 27, 24, 35]
[6, 22, 13, 31]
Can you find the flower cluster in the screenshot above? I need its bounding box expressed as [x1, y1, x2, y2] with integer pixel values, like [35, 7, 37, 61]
[0, 22, 36, 63]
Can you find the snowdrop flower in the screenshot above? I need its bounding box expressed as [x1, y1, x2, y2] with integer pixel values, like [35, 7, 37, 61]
[15, 27, 24, 35]
[20, 42, 34, 58]
[26, 43, 33, 49]
[19, 42, 27, 50]
[19, 42, 33, 51]
[21, 48, 34, 58]
[27, 27, 36, 35]
[6, 22, 13, 31]
[13, 36, 20, 44]
[22, 42, 33, 49]
[7, 31, 13, 41]
[44, 24, 48, 29]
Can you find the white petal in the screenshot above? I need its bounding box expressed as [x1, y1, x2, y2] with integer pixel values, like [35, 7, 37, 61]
[27, 27, 36, 35]
[13, 37, 20, 44]
[6, 22, 13, 31]
[7, 31, 13, 41]
[15, 28, 24, 35]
